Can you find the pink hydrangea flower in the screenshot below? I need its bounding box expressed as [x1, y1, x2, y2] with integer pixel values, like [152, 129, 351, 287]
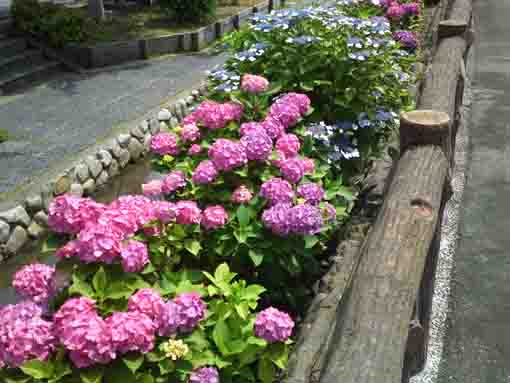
[120, 240, 149, 273]
[208, 139, 248, 171]
[106, 311, 156, 354]
[12, 264, 56, 304]
[241, 130, 273, 161]
[55, 240, 81, 260]
[143, 226, 161, 237]
[275, 134, 301, 157]
[262, 117, 285, 140]
[153, 201, 177, 223]
[241, 74, 269, 93]
[322, 202, 337, 222]
[158, 300, 180, 336]
[188, 144, 203, 156]
[277, 93, 311, 115]
[189, 367, 220, 383]
[48, 194, 105, 234]
[386, 4, 406, 19]
[262, 203, 291, 236]
[222, 102, 244, 121]
[269, 100, 301, 128]
[173, 293, 207, 333]
[280, 158, 305, 184]
[202, 205, 228, 230]
[180, 123, 202, 143]
[288, 203, 323, 235]
[254, 307, 294, 343]
[76, 221, 123, 263]
[240, 122, 265, 137]
[272, 149, 290, 168]
[142, 180, 163, 196]
[301, 157, 315, 174]
[176, 201, 202, 224]
[54, 298, 115, 368]
[162, 171, 186, 194]
[402, 2, 420, 15]
[260, 177, 295, 206]
[297, 183, 325, 205]
[128, 288, 165, 325]
[150, 132, 180, 156]
[192, 160, 219, 185]
[183, 113, 198, 125]
[107, 195, 157, 230]
[0, 302, 57, 367]
[193, 101, 243, 129]
[231, 185, 253, 204]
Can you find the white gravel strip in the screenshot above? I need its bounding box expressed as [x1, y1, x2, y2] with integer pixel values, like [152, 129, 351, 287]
[410, 42, 474, 383]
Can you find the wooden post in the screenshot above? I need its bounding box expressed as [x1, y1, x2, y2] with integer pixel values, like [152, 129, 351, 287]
[88, 0, 105, 21]
[319, 111, 451, 383]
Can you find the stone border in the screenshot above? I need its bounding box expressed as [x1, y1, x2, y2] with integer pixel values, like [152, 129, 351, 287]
[49, 0, 282, 68]
[0, 83, 209, 260]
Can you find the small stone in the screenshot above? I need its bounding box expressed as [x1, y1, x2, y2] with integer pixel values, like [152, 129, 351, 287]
[199, 84, 208, 95]
[97, 149, 113, 167]
[109, 158, 120, 176]
[27, 221, 45, 239]
[0, 220, 10, 242]
[5, 226, 28, 255]
[118, 148, 130, 168]
[74, 163, 90, 183]
[86, 156, 103, 178]
[130, 124, 145, 139]
[128, 138, 144, 160]
[70, 183, 84, 197]
[160, 121, 168, 131]
[158, 108, 171, 121]
[168, 103, 178, 115]
[96, 170, 109, 187]
[108, 140, 123, 158]
[185, 96, 194, 105]
[0, 206, 31, 227]
[177, 100, 187, 117]
[34, 211, 49, 227]
[169, 117, 179, 129]
[54, 175, 71, 195]
[139, 120, 149, 134]
[83, 179, 96, 194]
[117, 134, 131, 148]
[149, 118, 160, 134]
[143, 134, 152, 152]
[24, 194, 42, 214]
[191, 89, 200, 98]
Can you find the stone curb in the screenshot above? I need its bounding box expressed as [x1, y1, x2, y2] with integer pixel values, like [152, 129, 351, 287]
[0, 83, 210, 261]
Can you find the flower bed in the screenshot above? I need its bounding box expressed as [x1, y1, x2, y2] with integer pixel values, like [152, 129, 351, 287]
[0, 1, 423, 382]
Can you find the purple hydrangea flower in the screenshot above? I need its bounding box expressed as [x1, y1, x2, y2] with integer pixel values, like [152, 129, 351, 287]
[128, 288, 165, 325]
[241, 130, 273, 161]
[240, 122, 265, 137]
[254, 307, 294, 343]
[262, 203, 292, 236]
[175, 201, 202, 225]
[277, 93, 311, 115]
[159, 293, 206, 335]
[153, 201, 177, 224]
[297, 183, 325, 205]
[120, 240, 149, 273]
[188, 144, 203, 156]
[202, 205, 229, 230]
[76, 221, 123, 264]
[393, 31, 417, 49]
[280, 158, 305, 184]
[386, 4, 406, 20]
[288, 204, 323, 235]
[260, 177, 295, 206]
[322, 202, 337, 222]
[180, 123, 201, 143]
[48, 194, 105, 234]
[189, 367, 220, 383]
[162, 171, 187, 194]
[208, 139, 248, 171]
[106, 311, 156, 354]
[192, 160, 219, 185]
[12, 264, 56, 304]
[262, 117, 285, 140]
[402, 2, 420, 15]
[231, 185, 253, 204]
[269, 101, 301, 129]
[275, 134, 301, 157]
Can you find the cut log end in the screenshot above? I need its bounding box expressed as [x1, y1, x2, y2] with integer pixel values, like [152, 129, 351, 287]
[399, 110, 450, 155]
[438, 19, 469, 38]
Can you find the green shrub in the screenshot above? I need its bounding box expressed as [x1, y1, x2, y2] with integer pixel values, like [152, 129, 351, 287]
[11, 0, 87, 47]
[159, 0, 218, 24]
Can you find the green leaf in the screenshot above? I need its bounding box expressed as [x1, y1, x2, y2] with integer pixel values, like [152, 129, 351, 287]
[69, 274, 95, 298]
[92, 267, 107, 297]
[5, 377, 31, 383]
[243, 284, 266, 301]
[122, 354, 144, 374]
[236, 205, 251, 227]
[20, 359, 54, 380]
[235, 302, 250, 320]
[80, 368, 104, 383]
[212, 319, 230, 356]
[248, 250, 264, 267]
[304, 235, 319, 249]
[247, 336, 267, 347]
[269, 343, 289, 370]
[214, 263, 236, 284]
[184, 239, 202, 256]
[258, 358, 275, 383]
[158, 359, 175, 375]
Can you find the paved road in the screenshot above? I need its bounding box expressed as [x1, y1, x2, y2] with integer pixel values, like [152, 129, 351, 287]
[436, 0, 510, 381]
[0, 53, 226, 201]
